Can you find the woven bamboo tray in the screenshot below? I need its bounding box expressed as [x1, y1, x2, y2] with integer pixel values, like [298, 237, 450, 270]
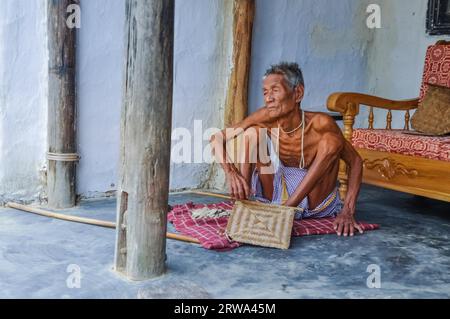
[226, 200, 297, 249]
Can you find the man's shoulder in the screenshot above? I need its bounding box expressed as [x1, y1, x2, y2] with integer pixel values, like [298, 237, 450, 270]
[244, 107, 272, 126]
[253, 107, 271, 118]
[307, 111, 336, 129]
[306, 111, 343, 138]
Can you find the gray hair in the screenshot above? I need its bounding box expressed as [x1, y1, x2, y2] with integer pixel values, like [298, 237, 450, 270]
[263, 62, 304, 91]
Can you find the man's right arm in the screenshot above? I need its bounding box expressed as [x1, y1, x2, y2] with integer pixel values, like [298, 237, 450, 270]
[209, 107, 269, 199]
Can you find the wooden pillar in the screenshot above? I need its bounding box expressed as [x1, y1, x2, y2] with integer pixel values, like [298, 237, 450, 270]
[47, 0, 78, 209]
[114, 0, 174, 281]
[224, 0, 255, 127]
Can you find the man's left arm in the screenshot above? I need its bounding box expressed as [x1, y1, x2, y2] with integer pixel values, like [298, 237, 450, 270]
[332, 139, 364, 236]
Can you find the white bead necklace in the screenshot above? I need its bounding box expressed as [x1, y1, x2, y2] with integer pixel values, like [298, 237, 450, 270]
[277, 111, 306, 169]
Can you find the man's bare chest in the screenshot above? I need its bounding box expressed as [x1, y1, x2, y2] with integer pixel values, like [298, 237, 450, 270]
[268, 128, 320, 168]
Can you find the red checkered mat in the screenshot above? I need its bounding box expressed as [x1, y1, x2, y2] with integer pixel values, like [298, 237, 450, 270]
[168, 201, 380, 251]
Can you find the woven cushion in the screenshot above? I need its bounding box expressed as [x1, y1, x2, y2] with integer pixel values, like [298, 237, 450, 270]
[412, 84, 450, 135]
[352, 129, 450, 162]
[226, 200, 296, 250]
[419, 44, 450, 102]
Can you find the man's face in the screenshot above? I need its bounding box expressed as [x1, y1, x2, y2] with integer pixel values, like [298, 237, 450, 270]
[262, 74, 303, 118]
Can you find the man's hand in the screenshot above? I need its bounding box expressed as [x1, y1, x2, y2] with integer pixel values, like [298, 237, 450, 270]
[225, 168, 251, 200]
[332, 208, 364, 237]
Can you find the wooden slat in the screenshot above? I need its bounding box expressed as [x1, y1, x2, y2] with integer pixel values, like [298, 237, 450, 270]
[327, 92, 419, 112]
[404, 110, 410, 131]
[368, 107, 374, 129]
[224, 0, 255, 127]
[386, 110, 392, 130]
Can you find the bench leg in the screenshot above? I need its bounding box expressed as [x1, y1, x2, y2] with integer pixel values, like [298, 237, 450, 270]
[338, 160, 348, 201]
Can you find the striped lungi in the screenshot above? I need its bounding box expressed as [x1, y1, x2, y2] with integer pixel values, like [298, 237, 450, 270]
[251, 160, 343, 220]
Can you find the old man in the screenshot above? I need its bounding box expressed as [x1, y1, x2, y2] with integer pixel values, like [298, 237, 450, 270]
[210, 62, 364, 237]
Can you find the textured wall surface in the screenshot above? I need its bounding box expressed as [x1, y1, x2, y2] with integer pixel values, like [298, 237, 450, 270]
[0, 0, 48, 204]
[366, 0, 450, 129]
[77, 0, 233, 196]
[170, 0, 233, 191]
[249, 0, 373, 126]
[0, 0, 233, 202]
[76, 0, 125, 199]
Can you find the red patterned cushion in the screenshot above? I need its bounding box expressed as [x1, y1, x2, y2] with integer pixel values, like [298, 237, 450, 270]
[419, 44, 450, 101]
[352, 129, 450, 162]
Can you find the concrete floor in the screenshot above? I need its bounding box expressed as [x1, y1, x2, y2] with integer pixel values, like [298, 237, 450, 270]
[0, 185, 448, 299]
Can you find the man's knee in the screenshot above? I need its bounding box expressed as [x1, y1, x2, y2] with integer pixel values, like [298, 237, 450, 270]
[239, 126, 260, 163]
[243, 126, 260, 144]
[256, 160, 275, 175]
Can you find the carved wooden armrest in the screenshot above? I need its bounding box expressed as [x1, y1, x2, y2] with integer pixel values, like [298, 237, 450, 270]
[327, 92, 419, 112]
[327, 92, 419, 140]
[327, 93, 419, 201]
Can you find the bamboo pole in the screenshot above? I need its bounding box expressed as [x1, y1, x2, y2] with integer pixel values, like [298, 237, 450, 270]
[5, 202, 199, 244]
[189, 190, 304, 212]
[190, 190, 233, 201]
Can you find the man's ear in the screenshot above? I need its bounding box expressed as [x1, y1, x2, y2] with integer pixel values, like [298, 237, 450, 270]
[294, 85, 304, 103]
